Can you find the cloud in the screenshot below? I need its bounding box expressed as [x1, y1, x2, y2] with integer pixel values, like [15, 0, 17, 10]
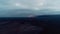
[0, 0, 60, 10]
[47, 0, 60, 10]
[0, 0, 47, 10]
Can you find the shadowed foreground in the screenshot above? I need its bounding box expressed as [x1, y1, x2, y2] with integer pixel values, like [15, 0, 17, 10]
[0, 15, 60, 34]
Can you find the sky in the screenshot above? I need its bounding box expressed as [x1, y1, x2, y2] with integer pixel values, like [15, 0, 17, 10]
[0, 0, 60, 17]
[0, 0, 46, 10]
[0, 0, 60, 10]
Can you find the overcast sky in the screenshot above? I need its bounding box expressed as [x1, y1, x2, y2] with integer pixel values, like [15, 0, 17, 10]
[0, 0, 60, 17]
[0, 0, 60, 10]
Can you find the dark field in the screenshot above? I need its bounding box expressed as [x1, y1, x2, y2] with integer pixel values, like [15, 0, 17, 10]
[0, 15, 60, 34]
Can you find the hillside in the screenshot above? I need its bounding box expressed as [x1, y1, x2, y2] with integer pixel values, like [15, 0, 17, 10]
[0, 15, 60, 34]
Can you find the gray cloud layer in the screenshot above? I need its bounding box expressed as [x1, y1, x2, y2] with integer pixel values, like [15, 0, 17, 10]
[0, 0, 60, 17]
[0, 0, 60, 10]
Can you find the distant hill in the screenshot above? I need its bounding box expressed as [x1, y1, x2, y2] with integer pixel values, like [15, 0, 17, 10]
[36, 15, 60, 34]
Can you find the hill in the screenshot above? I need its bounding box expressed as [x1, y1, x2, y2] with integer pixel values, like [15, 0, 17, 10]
[0, 15, 60, 34]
